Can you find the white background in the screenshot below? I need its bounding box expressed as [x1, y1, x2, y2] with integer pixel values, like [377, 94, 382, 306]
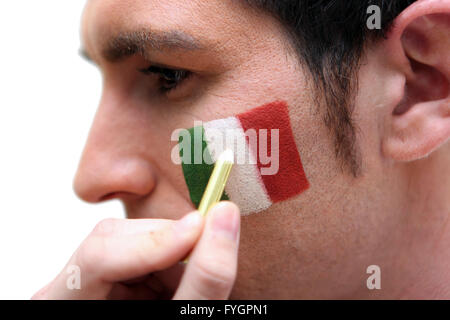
[0, 1, 124, 299]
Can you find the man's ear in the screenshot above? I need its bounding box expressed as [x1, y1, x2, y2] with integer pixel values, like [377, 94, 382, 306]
[382, 0, 450, 162]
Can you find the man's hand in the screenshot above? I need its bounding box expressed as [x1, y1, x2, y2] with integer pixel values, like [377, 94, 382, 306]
[31, 201, 240, 300]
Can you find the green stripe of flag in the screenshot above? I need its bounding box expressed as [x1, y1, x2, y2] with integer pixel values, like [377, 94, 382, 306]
[180, 126, 229, 208]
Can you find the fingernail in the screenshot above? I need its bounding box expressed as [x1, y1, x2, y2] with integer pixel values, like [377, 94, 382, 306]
[175, 211, 202, 234]
[210, 202, 240, 241]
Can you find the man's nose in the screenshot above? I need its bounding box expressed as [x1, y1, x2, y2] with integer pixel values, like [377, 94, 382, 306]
[73, 90, 156, 203]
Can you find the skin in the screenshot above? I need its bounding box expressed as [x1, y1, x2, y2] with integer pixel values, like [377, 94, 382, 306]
[33, 0, 449, 299]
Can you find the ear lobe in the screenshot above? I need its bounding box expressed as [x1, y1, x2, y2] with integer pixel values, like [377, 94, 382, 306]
[384, 98, 450, 162]
[382, 0, 450, 162]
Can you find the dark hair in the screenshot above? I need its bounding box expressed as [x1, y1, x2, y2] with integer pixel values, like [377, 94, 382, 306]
[244, 0, 417, 176]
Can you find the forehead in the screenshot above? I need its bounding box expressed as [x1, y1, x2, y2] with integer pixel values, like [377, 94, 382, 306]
[81, 0, 271, 59]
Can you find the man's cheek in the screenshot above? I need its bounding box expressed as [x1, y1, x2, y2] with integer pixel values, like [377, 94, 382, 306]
[176, 100, 310, 216]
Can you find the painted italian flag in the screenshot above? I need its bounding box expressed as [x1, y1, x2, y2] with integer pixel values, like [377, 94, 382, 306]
[179, 101, 309, 215]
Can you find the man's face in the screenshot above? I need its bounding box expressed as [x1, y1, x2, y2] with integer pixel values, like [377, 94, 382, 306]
[75, 0, 405, 298]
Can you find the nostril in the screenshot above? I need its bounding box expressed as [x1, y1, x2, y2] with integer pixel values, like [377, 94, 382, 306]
[99, 191, 142, 202]
[99, 192, 118, 201]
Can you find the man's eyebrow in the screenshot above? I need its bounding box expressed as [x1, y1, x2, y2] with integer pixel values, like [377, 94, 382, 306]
[81, 29, 204, 64]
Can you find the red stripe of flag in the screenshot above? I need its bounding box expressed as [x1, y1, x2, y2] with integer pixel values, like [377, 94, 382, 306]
[237, 101, 309, 202]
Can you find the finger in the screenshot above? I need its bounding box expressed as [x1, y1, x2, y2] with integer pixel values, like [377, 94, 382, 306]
[79, 211, 204, 282]
[35, 211, 204, 299]
[88, 218, 175, 237]
[173, 201, 240, 300]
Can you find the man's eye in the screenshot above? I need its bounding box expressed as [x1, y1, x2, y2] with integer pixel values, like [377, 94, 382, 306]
[139, 65, 192, 93]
